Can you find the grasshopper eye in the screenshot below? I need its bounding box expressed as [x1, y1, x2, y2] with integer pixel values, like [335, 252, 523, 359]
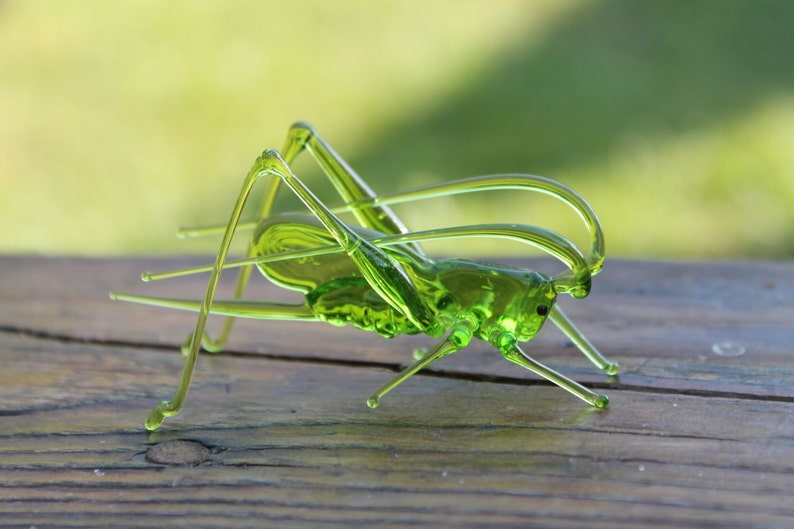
[536, 305, 549, 317]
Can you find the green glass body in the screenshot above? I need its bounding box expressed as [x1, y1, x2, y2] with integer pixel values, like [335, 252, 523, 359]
[111, 122, 618, 430]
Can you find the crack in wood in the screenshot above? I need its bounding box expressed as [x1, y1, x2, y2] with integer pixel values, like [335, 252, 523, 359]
[2, 323, 791, 406]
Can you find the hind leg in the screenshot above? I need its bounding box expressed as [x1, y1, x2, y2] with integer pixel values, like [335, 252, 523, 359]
[144, 147, 434, 430]
[197, 122, 423, 354]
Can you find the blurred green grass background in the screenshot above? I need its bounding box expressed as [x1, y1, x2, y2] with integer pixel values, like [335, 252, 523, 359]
[1, 0, 792, 258]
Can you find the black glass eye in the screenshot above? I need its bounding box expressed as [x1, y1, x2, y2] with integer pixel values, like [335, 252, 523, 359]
[536, 305, 549, 316]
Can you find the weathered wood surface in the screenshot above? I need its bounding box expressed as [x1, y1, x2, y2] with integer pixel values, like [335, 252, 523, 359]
[0, 256, 792, 528]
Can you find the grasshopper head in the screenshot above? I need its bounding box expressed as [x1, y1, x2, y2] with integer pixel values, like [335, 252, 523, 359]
[513, 275, 557, 341]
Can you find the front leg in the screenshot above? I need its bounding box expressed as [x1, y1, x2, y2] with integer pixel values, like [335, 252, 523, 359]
[497, 336, 610, 409]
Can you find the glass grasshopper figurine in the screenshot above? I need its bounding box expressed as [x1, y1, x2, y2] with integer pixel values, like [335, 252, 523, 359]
[111, 122, 618, 430]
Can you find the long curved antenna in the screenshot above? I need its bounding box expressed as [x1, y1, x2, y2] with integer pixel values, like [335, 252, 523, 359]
[179, 174, 604, 276]
[360, 224, 592, 297]
[141, 222, 591, 297]
[342, 174, 604, 275]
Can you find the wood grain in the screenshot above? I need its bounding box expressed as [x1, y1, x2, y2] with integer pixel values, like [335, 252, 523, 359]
[1, 256, 792, 528]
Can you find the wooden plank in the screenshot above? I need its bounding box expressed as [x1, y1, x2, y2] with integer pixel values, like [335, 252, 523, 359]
[0, 256, 793, 528]
[2, 256, 792, 397]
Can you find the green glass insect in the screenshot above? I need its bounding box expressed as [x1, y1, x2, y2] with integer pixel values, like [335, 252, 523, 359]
[110, 122, 618, 430]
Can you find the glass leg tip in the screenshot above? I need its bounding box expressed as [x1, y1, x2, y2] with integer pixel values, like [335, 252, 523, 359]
[145, 402, 170, 431]
[594, 394, 609, 409]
